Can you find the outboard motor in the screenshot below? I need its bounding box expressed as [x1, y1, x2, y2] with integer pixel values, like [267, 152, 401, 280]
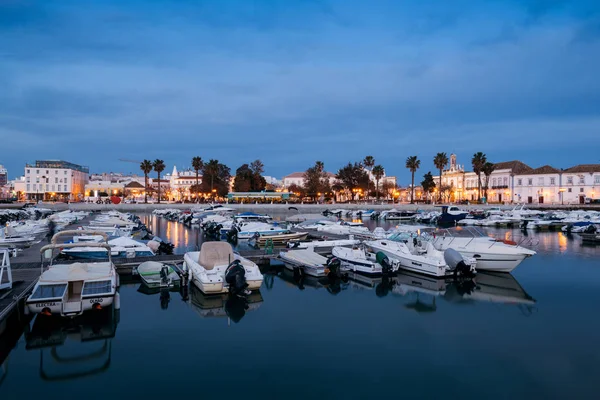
[158, 241, 175, 255]
[226, 226, 239, 243]
[225, 260, 248, 296]
[375, 251, 393, 275]
[444, 248, 474, 277]
[160, 265, 170, 286]
[326, 257, 348, 281]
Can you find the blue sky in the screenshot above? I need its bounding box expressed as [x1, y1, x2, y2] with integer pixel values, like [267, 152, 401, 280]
[1, 0, 599, 182]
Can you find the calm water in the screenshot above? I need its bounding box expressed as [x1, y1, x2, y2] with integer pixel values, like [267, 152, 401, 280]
[1, 214, 600, 399]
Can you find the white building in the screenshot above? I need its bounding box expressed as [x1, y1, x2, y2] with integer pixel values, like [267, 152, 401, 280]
[282, 172, 337, 188]
[560, 164, 600, 205]
[512, 165, 561, 205]
[24, 160, 89, 202]
[0, 164, 7, 188]
[166, 166, 201, 201]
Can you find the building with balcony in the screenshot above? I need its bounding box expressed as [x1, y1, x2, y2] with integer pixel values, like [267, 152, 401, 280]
[24, 160, 89, 201]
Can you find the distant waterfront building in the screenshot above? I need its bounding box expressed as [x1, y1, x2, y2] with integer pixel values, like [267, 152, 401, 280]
[24, 160, 89, 201]
[166, 166, 200, 201]
[282, 172, 337, 188]
[434, 154, 600, 204]
[0, 164, 7, 188]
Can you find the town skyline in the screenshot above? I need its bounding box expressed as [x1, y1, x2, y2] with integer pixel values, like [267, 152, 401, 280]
[1, 1, 599, 180]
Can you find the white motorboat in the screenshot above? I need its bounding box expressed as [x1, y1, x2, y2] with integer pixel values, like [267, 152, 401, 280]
[331, 246, 396, 276]
[136, 261, 181, 289]
[287, 238, 360, 250]
[183, 242, 263, 295]
[62, 236, 155, 259]
[423, 228, 536, 273]
[0, 229, 37, 249]
[278, 248, 328, 277]
[25, 231, 119, 317]
[223, 221, 289, 239]
[365, 238, 476, 278]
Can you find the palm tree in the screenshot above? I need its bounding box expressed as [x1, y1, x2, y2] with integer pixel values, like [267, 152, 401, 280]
[205, 159, 220, 193]
[363, 156, 375, 200]
[405, 156, 420, 204]
[471, 152, 487, 202]
[372, 165, 385, 200]
[433, 152, 449, 202]
[192, 156, 203, 201]
[482, 162, 496, 202]
[140, 160, 153, 204]
[152, 159, 166, 204]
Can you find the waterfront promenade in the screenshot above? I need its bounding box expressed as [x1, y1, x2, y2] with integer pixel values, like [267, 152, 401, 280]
[2, 202, 600, 213]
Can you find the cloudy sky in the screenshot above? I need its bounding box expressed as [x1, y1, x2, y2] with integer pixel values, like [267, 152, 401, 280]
[1, 0, 599, 182]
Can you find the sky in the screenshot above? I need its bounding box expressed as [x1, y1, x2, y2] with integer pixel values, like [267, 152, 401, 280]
[1, 0, 599, 183]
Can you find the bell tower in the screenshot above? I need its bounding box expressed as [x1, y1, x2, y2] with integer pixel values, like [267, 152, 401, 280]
[450, 154, 457, 170]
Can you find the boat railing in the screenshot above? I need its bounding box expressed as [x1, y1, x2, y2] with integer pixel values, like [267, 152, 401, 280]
[40, 231, 113, 270]
[0, 249, 13, 291]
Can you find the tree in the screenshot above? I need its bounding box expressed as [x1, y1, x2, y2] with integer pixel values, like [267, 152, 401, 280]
[372, 165, 385, 200]
[405, 156, 421, 204]
[382, 181, 395, 200]
[250, 160, 264, 175]
[140, 160, 153, 204]
[201, 160, 231, 197]
[304, 161, 329, 201]
[152, 159, 166, 204]
[482, 162, 496, 202]
[433, 152, 449, 202]
[440, 184, 453, 203]
[336, 162, 370, 201]
[421, 172, 436, 202]
[233, 164, 253, 192]
[191, 156, 203, 201]
[363, 156, 375, 199]
[287, 183, 306, 200]
[471, 152, 487, 202]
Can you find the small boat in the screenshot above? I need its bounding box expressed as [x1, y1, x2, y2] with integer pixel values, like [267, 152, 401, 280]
[252, 231, 309, 246]
[183, 242, 263, 295]
[436, 206, 469, 225]
[25, 231, 120, 318]
[62, 236, 155, 259]
[331, 246, 396, 276]
[287, 238, 360, 250]
[366, 237, 476, 278]
[136, 261, 181, 289]
[278, 249, 328, 277]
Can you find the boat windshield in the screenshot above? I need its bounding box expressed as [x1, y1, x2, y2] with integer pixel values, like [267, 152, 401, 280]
[82, 280, 113, 296]
[30, 284, 67, 300]
[388, 232, 416, 242]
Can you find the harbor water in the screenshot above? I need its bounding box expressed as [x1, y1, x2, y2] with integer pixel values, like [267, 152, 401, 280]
[1, 214, 600, 399]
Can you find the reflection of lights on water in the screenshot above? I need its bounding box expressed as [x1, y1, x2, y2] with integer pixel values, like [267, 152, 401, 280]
[174, 221, 179, 247]
[166, 221, 171, 242]
[558, 233, 567, 253]
[184, 229, 188, 248]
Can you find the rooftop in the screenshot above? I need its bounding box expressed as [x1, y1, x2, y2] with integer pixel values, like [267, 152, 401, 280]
[284, 171, 336, 178]
[493, 160, 533, 174]
[26, 160, 89, 174]
[563, 164, 600, 173]
[529, 165, 561, 175]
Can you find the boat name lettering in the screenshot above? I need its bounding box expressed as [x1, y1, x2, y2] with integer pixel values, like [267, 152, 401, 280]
[35, 302, 56, 308]
[89, 298, 104, 304]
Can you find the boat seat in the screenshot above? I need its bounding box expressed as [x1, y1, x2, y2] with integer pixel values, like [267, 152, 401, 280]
[199, 242, 234, 270]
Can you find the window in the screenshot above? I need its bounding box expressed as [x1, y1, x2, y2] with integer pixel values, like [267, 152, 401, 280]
[26, 184, 30, 191]
[517, 179, 522, 186]
[35, 177, 39, 183]
[30, 284, 67, 299]
[26, 177, 30, 183]
[36, 169, 39, 174]
[580, 188, 584, 193]
[51, 184, 55, 191]
[567, 177, 573, 184]
[45, 170, 49, 174]
[64, 170, 67, 175]
[595, 175, 600, 184]
[538, 177, 544, 185]
[32, 184, 36, 191]
[55, 177, 58, 183]
[568, 188, 572, 193]
[57, 184, 61, 191]
[55, 170, 58, 174]
[528, 179, 533, 186]
[83, 280, 112, 295]
[550, 178, 556, 185]
[503, 177, 507, 186]
[579, 175, 585, 184]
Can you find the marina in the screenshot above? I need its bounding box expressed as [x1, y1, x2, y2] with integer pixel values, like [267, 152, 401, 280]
[0, 205, 599, 398]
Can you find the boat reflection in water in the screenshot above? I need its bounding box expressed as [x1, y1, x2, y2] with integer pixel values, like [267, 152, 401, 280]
[276, 265, 349, 295]
[137, 284, 186, 310]
[24, 306, 119, 381]
[346, 270, 536, 313]
[187, 286, 263, 324]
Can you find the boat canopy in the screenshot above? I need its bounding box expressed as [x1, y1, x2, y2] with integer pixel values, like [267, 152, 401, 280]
[39, 262, 113, 282]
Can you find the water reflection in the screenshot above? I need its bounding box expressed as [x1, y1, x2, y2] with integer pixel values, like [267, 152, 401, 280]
[137, 284, 184, 310]
[24, 307, 119, 381]
[187, 286, 263, 324]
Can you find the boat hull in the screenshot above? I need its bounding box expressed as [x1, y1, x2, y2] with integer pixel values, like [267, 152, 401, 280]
[26, 294, 115, 317]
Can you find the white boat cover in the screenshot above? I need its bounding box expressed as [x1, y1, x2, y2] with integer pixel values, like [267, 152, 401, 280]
[40, 262, 113, 282]
[108, 237, 146, 248]
[280, 249, 327, 267]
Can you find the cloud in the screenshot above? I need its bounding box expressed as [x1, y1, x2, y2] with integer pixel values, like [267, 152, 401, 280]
[0, 0, 599, 181]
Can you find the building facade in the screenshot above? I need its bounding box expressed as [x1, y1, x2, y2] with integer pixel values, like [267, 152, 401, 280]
[0, 164, 7, 188]
[434, 155, 600, 205]
[24, 160, 89, 201]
